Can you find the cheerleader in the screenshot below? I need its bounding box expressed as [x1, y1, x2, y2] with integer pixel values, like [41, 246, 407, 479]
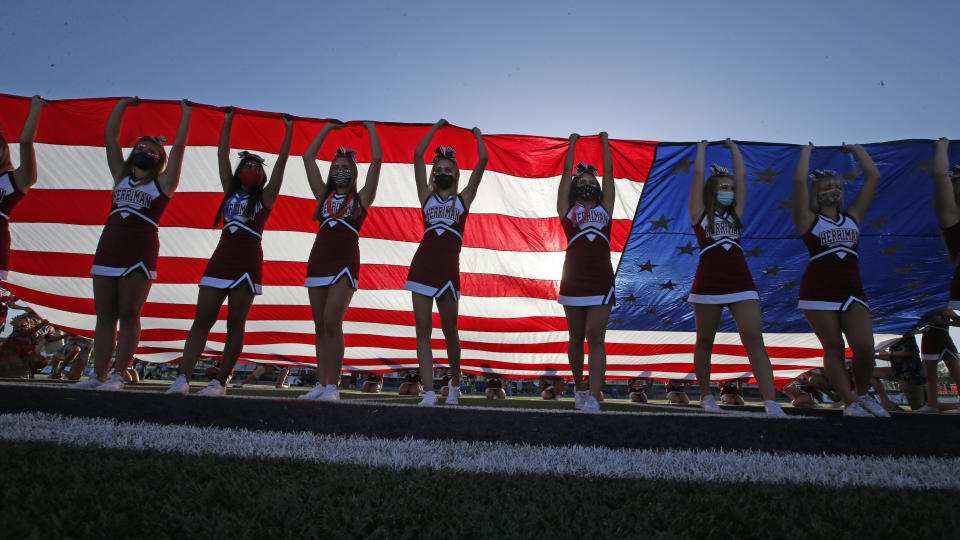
[557, 132, 614, 413]
[405, 119, 488, 407]
[76, 98, 192, 390]
[792, 142, 888, 417]
[688, 139, 784, 416]
[915, 309, 960, 413]
[298, 121, 382, 401]
[932, 138, 960, 309]
[166, 109, 294, 396]
[0, 95, 44, 281]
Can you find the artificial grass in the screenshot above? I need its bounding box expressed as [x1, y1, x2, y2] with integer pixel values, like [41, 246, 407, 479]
[2, 440, 956, 539]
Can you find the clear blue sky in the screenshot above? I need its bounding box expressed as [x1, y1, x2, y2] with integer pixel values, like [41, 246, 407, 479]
[4, 0, 958, 143]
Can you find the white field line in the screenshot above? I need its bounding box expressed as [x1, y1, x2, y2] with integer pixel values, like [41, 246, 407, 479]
[1, 412, 954, 490]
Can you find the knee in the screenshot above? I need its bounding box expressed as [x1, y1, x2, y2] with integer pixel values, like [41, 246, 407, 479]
[820, 339, 846, 358]
[585, 328, 606, 346]
[738, 327, 763, 346]
[226, 314, 247, 335]
[694, 334, 716, 350]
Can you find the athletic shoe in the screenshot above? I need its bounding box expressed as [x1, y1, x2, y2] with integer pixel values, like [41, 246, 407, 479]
[915, 405, 940, 414]
[318, 385, 339, 401]
[763, 400, 787, 417]
[95, 373, 124, 391]
[298, 383, 327, 400]
[699, 394, 723, 413]
[232, 382, 244, 388]
[418, 390, 437, 407]
[856, 395, 891, 418]
[843, 401, 872, 417]
[165, 375, 190, 395]
[574, 390, 588, 410]
[445, 384, 460, 405]
[73, 376, 104, 389]
[197, 380, 226, 397]
[582, 395, 601, 413]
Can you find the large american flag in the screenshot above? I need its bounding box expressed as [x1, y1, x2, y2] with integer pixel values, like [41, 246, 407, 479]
[3, 94, 943, 384]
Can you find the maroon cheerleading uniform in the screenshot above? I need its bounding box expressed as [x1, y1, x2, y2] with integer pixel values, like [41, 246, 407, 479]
[943, 221, 960, 309]
[0, 170, 26, 280]
[200, 191, 270, 294]
[688, 210, 758, 304]
[404, 193, 467, 300]
[305, 193, 367, 289]
[558, 202, 615, 306]
[798, 213, 867, 311]
[920, 323, 958, 362]
[91, 176, 171, 279]
[486, 377, 504, 390]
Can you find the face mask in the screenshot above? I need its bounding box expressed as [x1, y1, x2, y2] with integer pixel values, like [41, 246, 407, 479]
[434, 173, 455, 190]
[716, 192, 735, 207]
[130, 151, 159, 170]
[577, 184, 600, 201]
[330, 169, 353, 187]
[237, 170, 263, 186]
[817, 187, 843, 207]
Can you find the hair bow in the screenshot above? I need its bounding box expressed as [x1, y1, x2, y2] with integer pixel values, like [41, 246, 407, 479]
[139, 135, 168, 145]
[709, 164, 731, 176]
[433, 146, 456, 163]
[574, 162, 599, 177]
[809, 169, 839, 182]
[238, 151, 266, 165]
[336, 147, 358, 164]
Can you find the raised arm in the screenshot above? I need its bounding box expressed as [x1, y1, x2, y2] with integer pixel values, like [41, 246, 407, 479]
[844, 143, 881, 223]
[414, 119, 447, 205]
[556, 133, 579, 216]
[11, 95, 45, 192]
[358, 121, 383, 208]
[157, 99, 194, 197]
[931, 138, 959, 228]
[104, 97, 139, 183]
[792, 142, 815, 232]
[302, 122, 342, 200]
[689, 140, 708, 223]
[599, 132, 615, 213]
[217, 107, 236, 191]
[726, 138, 747, 217]
[262, 114, 294, 209]
[459, 127, 489, 209]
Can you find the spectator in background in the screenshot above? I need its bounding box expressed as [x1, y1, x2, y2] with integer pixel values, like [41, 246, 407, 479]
[627, 377, 650, 403]
[360, 372, 383, 393]
[234, 363, 290, 389]
[540, 375, 565, 400]
[398, 370, 422, 396]
[666, 380, 690, 404]
[719, 379, 745, 406]
[485, 375, 506, 399]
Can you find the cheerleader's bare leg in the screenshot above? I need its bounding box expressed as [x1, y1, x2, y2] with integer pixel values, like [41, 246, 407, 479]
[412, 292, 436, 391]
[435, 292, 461, 387]
[318, 279, 354, 387]
[91, 276, 120, 380]
[113, 273, 152, 373]
[728, 299, 777, 401]
[838, 303, 876, 397]
[214, 286, 257, 386]
[563, 306, 587, 391]
[180, 286, 230, 382]
[584, 304, 612, 400]
[803, 310, 858, 406]
[692, 303, 723, 398]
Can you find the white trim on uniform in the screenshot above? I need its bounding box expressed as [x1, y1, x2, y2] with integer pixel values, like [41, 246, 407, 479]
[199, 273, 262, 295]
[687, 290, 759, 304]
[558, 286, 614, 307]
[109, 207, 159, 228]
[403, 279, 460, 301]
[798, 296, 868, 312]
[921, 349, 959, 363]
[304, 267, 357, 290]
[90, 262, 156, 280]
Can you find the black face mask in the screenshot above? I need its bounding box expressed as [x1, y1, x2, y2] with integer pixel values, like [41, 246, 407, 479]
[130, 151, 159, 170]
[577, 184, 600, 201]
[434, 174, 455, 190]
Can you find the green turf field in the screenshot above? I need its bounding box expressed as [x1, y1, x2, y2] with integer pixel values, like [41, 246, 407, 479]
[2, 440, 955, 539]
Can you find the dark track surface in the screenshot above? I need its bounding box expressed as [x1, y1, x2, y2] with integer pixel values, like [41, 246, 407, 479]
[2, 382, 958, 458]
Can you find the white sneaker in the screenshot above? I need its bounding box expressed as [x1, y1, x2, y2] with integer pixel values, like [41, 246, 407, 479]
[318, 385, 339, 401]
[95, 373, 124, 391]
[843, 401, 872, 417]
[197, 380, 226, 397]
[165, 375, 189, 395]
[73, 376, 104, 389]
[298, 383, 327, 400]
[582, 395, 601, 413]
[856, 395, 891, 418]
[699, 394, 723, 413]
[764, 400, 787, 417]
[915, 405, 940, 414]
[418, 390, 437, 407]
[574, 390, 588, 410]
[445, 384, 460, 405]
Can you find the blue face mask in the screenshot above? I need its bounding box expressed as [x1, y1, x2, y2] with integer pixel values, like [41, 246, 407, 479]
[716, 191, 735, 207]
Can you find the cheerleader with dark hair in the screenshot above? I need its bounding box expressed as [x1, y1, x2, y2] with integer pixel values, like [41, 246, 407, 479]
[76, 97, 192, 390]
[298, 121, 383, 401]
[0, 95, 44, 281]
[688, 139, 784, 416]
[405, 119, 488, 407]
[792, 142, 888, 417]
[166, 109, 294, 396]
[557, 132, 614, 413]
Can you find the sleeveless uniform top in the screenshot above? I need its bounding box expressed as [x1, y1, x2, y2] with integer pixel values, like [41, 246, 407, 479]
[558, 202, 615, 306]
[943, 221, 960, 309]
[200, 190, 272, 294]
[304, 192, 368, 289]
[0, 170, 26, 222]
[222, 191, 269, 238]
[798, 213, 867, 311]
[403, 193, 469, 299]
[91, 176, 171, 279]
[106, 175, 170, 229]
[688, 209, 758, 304]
